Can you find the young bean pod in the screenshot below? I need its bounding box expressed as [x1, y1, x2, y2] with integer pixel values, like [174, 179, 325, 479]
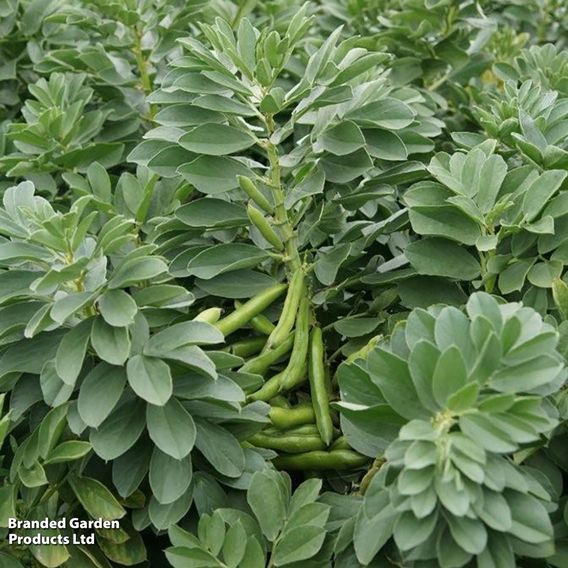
[263, 424, 321, 437]
[230, 337, 266, 358]
[269, 404, 315, 429]
[247, 203, 284, 250]
[279, 295, 310, 392]
[240, 333, 295, 376]
[215, 283, 286, 337]
[248, 432, 326, 453]
[262, 423, 340, 440]
[235, 300, 275, 335]
[272, 450, 369, 471]
[330, 436, 350, 451]
[238, 175, 273, 213]
[308, 326, 334, 446]
[248, 363, 306, 402]
[192, 307, 222, 323]
[265, 269, 304, 350]
[269, 395, 290, 409]
[249, 371, 283, 402]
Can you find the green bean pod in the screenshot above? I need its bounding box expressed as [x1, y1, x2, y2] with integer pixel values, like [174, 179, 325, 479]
[238, 175, 273, 213]
[248, 363, 306, 402]
[279, 295, 310, 392]
[249, 372, 283, 402]
[240, 333, 295, 376]
[261, 424, 340, 440]
[235, 301, 275, 335]
[269, 404, 315, 430]
[263, 424, 321, 436]
[265, 269, 304, 350]
[269, 395, 290, 409]
[330, 436, 350, 451]
[230, 337, 266, 358]
[248, 432, 326, 453]
[247, 203, 284, 250]
[215, 283, 286, 337]
[249, 313, 275, 336]
[272, 450, 369, 471]
[308, 326, 334, 446]
[192, 307, 222, 323]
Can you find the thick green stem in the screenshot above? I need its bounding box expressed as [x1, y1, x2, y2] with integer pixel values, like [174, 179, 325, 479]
[133, 26, 156, 121]
[231, 0, 247, 28]
[264, 117, 301, 273]
[136, 174, 158, 224]
[480, 249, 496, 293]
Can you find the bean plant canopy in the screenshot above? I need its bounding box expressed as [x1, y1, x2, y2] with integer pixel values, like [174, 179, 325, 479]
[1, 0, 568, 567]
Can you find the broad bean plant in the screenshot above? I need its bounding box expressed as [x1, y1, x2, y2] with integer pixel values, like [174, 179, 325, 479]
[1, 1, 568, 567]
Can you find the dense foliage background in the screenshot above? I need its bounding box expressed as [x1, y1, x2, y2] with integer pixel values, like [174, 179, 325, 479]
[2, 0, 568, 566]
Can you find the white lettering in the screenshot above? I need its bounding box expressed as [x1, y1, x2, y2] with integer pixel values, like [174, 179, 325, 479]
[6, 517, 120, 546]
[70, 518, 120, 529]
[6, 517, 67, 530]
[73, 533, 95, 544]
[8, 534, 71, 545]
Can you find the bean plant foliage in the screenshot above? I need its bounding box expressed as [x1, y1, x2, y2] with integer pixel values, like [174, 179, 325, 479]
[2, 1, 568, 567]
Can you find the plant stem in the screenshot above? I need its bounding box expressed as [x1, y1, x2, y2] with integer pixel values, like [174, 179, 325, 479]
[231, 0, 247, 28]
[26, 470, 72, 513]
[267, 532, 284, 568]
[428, 69, 452, 92]
[264, 116, 301, 273]
[480, 249, 496, 293]
[136, 173, 158, 224]
[133, 26, 156, 121]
